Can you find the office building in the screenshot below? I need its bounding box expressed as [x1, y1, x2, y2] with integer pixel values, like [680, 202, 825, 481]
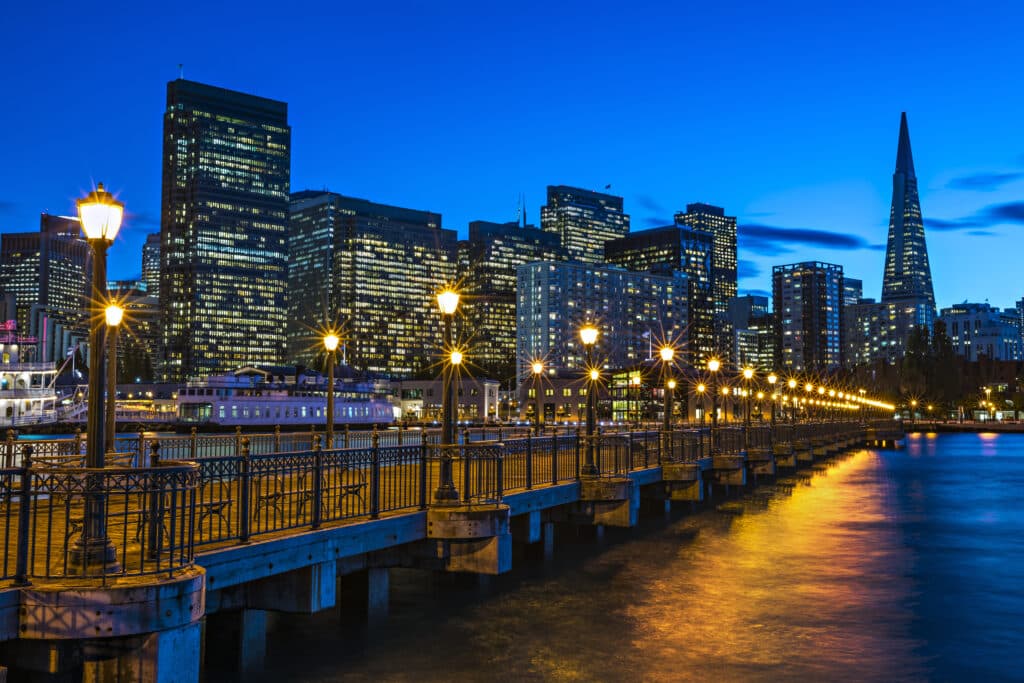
[880, 113, 936, 342]
[604, 225, 716, 365]
[938, 303, 1022, 361]
[0, 213, 91, 360]
[540, 185, 629, 263]
[728, 295, 775, 370]
[843, 277, 863, 308]
[107, 280, 160, 382]
[675, 203, 737, 315]
[516, 261, 687, 390]
[142, 233, 161, 298]
[459, 220, 564, 380]
[773, 262, 844, 372]
[288, 191, 456, 377]
[160, 79, 291, 381]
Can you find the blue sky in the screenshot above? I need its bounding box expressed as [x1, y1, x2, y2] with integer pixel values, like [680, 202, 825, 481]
[1, 1, 1022, 309]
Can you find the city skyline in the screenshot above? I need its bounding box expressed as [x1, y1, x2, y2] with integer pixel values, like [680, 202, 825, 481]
[1, 3, 1023, 309]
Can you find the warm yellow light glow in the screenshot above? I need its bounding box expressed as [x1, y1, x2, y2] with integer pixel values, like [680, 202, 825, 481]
[829, 389, 835, 397]
[818, 386, 825, 395]
[77, 183, 124, 241]
[910, 399, 918, 407]
[756, 392, 764, 400]
[579, 325, 599, 346]
[743, 367, 754, 380]
[788, 379, 797, 389]
[805, 383, 813, 392]
[707, 358, 720, 372]
[721, 387, 730, 396]
[667, 379, 677, 389]
[631, 374, 642, 386]
[696, 383, 705, 394]
[768, 374, 777, 385]
[659, 345, 675, 362]
[449, 350, 463, 365]
[437, 288, 460, 315]
[323, 333, 340, 352]
[104, 304, 124, 327]
[531, 360, 544, 375]
[589, 368, 600, 381]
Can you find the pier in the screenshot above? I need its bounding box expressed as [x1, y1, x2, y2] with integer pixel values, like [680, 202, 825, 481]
[0, 420, 903, 681]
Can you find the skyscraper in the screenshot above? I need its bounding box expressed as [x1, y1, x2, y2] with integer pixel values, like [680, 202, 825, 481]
[142, 233, 161, 298]
[0, 214, 91, 360]
[773, 262, 844, 372]
[460, 220, 564, 379]
[881, 113, 936, 319]
[675, 203, 736, 315]
[159, 79, 291, 381]
[287, 191, 456, 377]
[604, 225, 715, 365]
[843, 277, 863, 308]
[540, 185, 629, 263]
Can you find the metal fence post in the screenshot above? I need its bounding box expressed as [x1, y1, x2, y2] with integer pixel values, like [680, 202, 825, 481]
[418, 443, 428, 510]
[5, 429, 13, 468]
[147, 442, 162, 560]
[398, 423, 404, 446]
[525, 433, 533, 490]
[274, 425, 281, 453]
[311, 434, 323, 530]
[239, 437, 251, 544]
[551, 433, 559, 486]
[13, 445, 33, 586]
[496, 448, 504, 502]
[344, 424, 350, 449]
[235, 426, 243, 456]
[574, 426, 581, 480]
[74, 428, 83, 456]
[370, 428, 380, 519]
[190, 427, 198, 460]
[310, 425, 316, 451]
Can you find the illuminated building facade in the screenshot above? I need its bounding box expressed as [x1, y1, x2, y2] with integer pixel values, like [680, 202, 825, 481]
[142, 232, 161, 298]
[459, 220, 564, 379]
[107, 280, 160, 382]
[516, 261, 687, 392]
[159, 79, 291, 381]
[938, 302, 1022, 362]
[604, 225, 715, 366]
[773, 262, 844, 372]
[881, 113, 936, 337]
[540, 185, 629, 263]
[288, 191, 456, 377]
[675, 203, 736, 316]
[843, 277, 863, 308]
[0, 213, 91, 359]
[728, 295, 775, 370]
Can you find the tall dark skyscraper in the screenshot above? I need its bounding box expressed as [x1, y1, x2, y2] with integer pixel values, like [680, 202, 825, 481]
[540, 185, 629, 263]
[675, 203, 736, 315]
[459, 220, 564, 379]
[773, 262, 844, 372]
[882, 113, 935, 313]
[142, 232, 161, 297]
[159, 79, 291, 381]
[604, 225, 715, 365]
[287, 191, 456, 377]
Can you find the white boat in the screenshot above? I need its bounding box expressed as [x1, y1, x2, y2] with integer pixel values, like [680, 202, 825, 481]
[0, 322, 59, 427]
[176, 366, 395, 428]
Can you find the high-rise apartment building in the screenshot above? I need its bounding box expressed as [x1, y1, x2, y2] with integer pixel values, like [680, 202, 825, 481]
[843, 278, 863, 308]
[142, 233, 161, 298]
[675, 203, 736, 315]
[0, 213, 91, 360]
[773, 262, 844, 372]
[604, 225, 715, 365]
[159, 79, 291, 381]
[938, 303, 1022, 362]
[728, 295, 775, 371]
[540, 185, 629, 263]
[459, 220, 564, 379]
[516, 261, 687, 388]
[287, 191, 456, 377]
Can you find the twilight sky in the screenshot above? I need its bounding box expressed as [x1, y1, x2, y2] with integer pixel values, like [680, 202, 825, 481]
[1, 1, 1022, 309]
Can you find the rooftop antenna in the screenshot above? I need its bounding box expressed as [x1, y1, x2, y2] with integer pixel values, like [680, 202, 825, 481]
[178, 63, 184, 79]
[522, 193, 527, 228]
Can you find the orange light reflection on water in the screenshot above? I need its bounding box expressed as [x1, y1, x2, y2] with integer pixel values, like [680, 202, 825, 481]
[626, 450, 925, 681]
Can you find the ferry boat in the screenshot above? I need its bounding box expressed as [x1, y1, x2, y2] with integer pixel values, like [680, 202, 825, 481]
[0, 321, 60, 427]
[176, 366, 395, 428]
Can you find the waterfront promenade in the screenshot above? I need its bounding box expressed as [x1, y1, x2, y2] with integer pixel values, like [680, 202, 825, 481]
[0, 420, 901, 681]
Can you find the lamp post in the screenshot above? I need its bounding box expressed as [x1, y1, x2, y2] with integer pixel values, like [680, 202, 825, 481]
[435, 288, 460, 502]
[767, 374, 777, 426]
[631, 373, 642, 429]
[659, 345, 675, 431]
[580, 324, 599, 476]
[787, 378, 797, 423]
[742, 367, 754, 428]
[805, 383, 814, 421]
[324, 332, 340, 448]
[910, 399, 917, 427]
[531, 360, 544, 434]
[73, 183, 123, 572]
[708, 358, 720, 453]
[696, 384, 706, 426]
[104, 304, 124, 448]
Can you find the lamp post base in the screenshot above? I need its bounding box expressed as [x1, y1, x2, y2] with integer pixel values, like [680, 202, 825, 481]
[68, 536, 121, 575]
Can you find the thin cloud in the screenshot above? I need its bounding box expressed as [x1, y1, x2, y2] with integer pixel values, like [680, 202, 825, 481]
[0, 200, 16, 213]
[968, 230, 996, 237]
[947, 172, 1024, 192]
[642, 216, 671, 228]
[739, 223, 878, 255]
[738, 260, 762, 280]
[984, 201, 1024, 223]
[926, 200, 1024, 233]
[742, 288, 771, 298]
[635, 194, 668, 214]
[925, 217, 981, 232]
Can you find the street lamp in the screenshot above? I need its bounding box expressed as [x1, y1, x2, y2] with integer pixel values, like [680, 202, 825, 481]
[104, 303, 124, 447]
[696, 383, 706, 426]
[435, 287, 460, 502]
[659, 345, 675, 431]
[910, 399, 918, 427]
[323, 332, 340, 448]
[531, 360, 544, 434]
[631, 373, 642, 428]
[767, 373, 778, 425]
[580, 324, 599, 476]
[73, 183, 123, 573]
[742, 367, 754, 428]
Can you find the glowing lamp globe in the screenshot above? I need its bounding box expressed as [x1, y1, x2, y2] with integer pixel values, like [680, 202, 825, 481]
[437, 289, 460, 315]
[579, 325, 599, 346]
[104, 304, 124, 327]
[323, 333, 340, 352]
[659, 346, 674, 362]
[77, 183, 124, 241]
